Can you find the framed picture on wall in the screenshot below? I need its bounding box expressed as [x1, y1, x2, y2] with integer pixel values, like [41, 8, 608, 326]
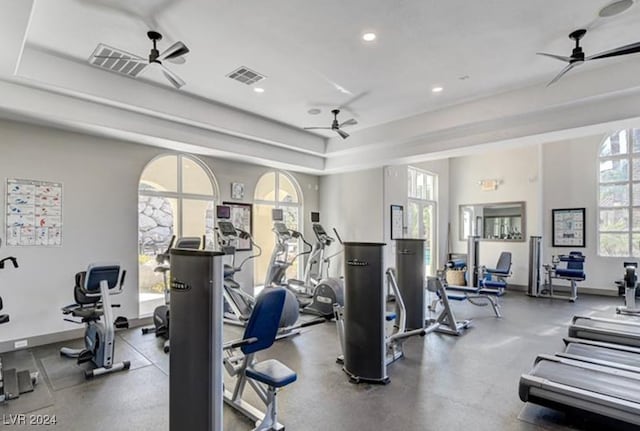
[390, 205, 404, 239]
[552, 208, 585, 247]
[222, 201, 253, 251]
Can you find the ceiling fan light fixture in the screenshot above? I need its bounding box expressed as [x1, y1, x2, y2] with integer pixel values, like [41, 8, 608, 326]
[599, 0, 634, 17]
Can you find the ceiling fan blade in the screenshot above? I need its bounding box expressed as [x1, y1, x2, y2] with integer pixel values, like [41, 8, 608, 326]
[536, 52, 572, 62]
[546, 62, 579, 87]
[587, 41, 640, 60]
[303, 127, 332, 130]
[160, 64, 185, 89]
[159, 41, 190, 61]
[336, 129, 350, 139]
[340, 118, 358, 127]
[167, 56, 186, 65]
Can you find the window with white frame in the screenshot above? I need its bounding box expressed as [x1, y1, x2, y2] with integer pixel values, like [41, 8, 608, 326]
[253, 171, 303, 286]
[598, 129, 640, 257]
[407, 167, 438, 275]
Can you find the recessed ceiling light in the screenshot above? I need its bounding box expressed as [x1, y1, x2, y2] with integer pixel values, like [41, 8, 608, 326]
[253, 87, 265, 93]
[432, 86, 444, 93]
[362, 32, 377, 42]
[599, 0, 634, 17]
[308, 108, 321, 115]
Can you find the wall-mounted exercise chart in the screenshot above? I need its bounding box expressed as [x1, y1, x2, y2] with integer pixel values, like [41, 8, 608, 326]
[552, 208, 585, 247]
[6, 178, 63, 246]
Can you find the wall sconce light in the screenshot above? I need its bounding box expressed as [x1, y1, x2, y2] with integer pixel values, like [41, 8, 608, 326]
[479, 179, 501, 191]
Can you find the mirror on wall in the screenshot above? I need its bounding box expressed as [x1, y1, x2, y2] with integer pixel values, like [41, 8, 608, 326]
[459, 202, 525, 242]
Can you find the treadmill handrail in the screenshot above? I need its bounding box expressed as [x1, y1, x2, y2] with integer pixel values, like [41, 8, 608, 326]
[534, 353, 640, 380]
[521, 373, 640, 413]
[572, 315, 640, 328]
[556, 352, 640, 374]
[570, 323, 640, 339]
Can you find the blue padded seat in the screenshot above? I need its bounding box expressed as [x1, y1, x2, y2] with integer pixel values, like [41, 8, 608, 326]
[446, 293, 467, 301]
[447, 259, 466, 269]
[482, 279, 506, 288]
[555, 269, 585, 279]
[246, 359, 297, 388]
[485, 252, 512, 275]
[385, 312, 396, 321]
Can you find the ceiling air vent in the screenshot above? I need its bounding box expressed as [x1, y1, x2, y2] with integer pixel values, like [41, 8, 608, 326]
[226, 66, 266, 85]
[88, 43, 147, 78]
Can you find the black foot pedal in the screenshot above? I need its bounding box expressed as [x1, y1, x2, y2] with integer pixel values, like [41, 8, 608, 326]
[114, 316, 129, 329]
[17, 370, 34, 394]
[77, 349, 93, 364]
[3, 368, 19, 400]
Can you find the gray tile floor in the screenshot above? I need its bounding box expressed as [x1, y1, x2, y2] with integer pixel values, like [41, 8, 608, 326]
[1, 292, 637, 431]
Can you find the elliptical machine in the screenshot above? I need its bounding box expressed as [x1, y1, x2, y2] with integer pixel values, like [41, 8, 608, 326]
[60, 263, 131, 379]
[141, 235, 202, 353]
[617, 262, 640, 315]
[0, 254, 39, 403]
[264, 210, 344, 318]
[215, 205, 319, 339]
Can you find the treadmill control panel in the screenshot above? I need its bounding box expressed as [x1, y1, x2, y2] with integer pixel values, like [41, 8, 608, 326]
[217, 221, 237, 237]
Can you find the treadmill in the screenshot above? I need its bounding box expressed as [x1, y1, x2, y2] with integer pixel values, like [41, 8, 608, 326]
[568, 315, 640, 347]
[519, 354, 640, 426]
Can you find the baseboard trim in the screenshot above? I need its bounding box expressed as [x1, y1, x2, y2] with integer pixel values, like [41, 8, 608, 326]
[508, 284, 618, 297]
[0, 316, 153, 354]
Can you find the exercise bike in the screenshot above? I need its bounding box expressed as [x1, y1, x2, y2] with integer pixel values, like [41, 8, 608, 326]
[264, 210, 344, 318]
[141, 235, 202, 353]
[0, 255, 39, 403]
[60, 263, 131, 379]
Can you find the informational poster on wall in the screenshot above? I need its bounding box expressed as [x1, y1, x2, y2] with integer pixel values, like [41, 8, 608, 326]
[552, 207, 585, 247]
[6, 178, 63, 246]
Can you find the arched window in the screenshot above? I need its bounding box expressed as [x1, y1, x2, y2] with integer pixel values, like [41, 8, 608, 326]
[253, 171, 302, 287]
[138, 154, 218, 316]
[598, 129, 640, 257]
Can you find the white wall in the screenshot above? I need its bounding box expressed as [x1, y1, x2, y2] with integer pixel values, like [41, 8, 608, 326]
[0, 119, 319, 342]
[319, 168, 384, 277]
[449, 146, 541, 286]
[541, 134, 618, 293]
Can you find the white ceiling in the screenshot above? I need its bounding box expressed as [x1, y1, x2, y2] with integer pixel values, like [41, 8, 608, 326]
[1, 0, 640, 174]
[22, 0, 640, 135]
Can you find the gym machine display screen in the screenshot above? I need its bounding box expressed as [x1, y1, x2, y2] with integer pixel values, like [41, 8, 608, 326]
[311, 212, 320, 223]
[272, 208, 283, 221]
[216, 205, 231, 220]
[217, 221, 237, 237]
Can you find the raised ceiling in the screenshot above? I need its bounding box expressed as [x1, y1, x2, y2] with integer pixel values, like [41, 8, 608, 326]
[2, 0, 640, 172]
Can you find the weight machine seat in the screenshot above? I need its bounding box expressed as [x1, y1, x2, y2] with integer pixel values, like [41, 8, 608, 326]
[482, 280, 506, 288]
[246, 359, 297, 388]
[555, 268, 586, 280]
[446, 293, 468, 301]
[484, 252, 512, 276]
[385, 312, 396, 321]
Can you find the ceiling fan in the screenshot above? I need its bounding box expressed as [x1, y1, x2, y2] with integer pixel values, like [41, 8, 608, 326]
[303, 109, 357, 139]
[92, 31, 189, 89]
[538, 28, 640, 86]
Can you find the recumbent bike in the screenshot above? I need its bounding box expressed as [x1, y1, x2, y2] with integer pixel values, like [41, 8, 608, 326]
[60, 263, 130, 379]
